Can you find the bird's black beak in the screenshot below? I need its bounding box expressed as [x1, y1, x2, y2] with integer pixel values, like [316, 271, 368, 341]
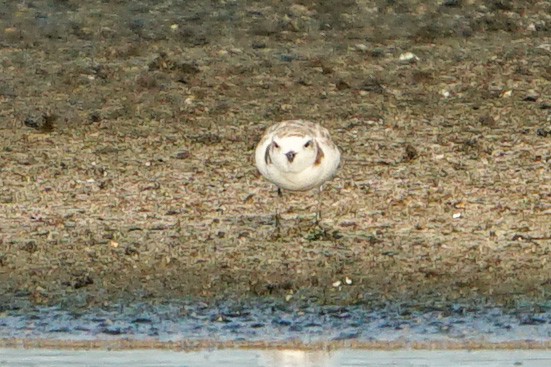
[285, 151, 296, 163]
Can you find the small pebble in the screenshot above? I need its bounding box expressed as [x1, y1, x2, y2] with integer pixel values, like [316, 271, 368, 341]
[523, 90, 539, 102]
[354, 44, 369, 52]
[399, 52, 419, 63]
[501, 90, 513, 98]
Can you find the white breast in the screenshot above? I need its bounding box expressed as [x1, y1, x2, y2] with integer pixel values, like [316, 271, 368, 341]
[255, 123, 340, 191]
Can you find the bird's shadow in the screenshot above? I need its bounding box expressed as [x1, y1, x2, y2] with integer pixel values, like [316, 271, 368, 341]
[243, 214, 342, 241]
[226, 213, 342, 241]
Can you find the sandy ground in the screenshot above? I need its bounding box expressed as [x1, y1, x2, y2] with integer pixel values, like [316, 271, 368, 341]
[0, 0, 550, 312]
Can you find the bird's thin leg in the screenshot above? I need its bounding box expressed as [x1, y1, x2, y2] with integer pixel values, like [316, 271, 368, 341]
[315, 185, 323, 225]
[274, 187, 283, 229]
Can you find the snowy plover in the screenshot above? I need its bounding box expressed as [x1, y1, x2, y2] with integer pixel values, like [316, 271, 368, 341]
[255, 120, 341, 226]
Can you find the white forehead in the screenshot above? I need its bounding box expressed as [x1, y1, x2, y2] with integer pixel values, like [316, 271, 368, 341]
[273, 135, 311, 149]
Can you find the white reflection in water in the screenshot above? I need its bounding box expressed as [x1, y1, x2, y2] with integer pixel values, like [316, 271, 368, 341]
[260, 349, 334, 367]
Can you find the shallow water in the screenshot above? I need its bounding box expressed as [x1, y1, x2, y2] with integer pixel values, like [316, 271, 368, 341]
[1, 300, 550, 345]
[2, 348, 551, 367]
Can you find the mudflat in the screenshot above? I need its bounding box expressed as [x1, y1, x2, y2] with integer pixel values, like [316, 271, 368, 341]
[0, 0, 550, 314]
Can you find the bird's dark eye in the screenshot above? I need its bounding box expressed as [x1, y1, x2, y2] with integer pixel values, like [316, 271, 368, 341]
[273, 141, 279, 149]
[304, 140, 313, 148]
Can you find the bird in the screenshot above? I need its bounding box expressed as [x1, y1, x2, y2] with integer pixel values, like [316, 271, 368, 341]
[255, 119, 341, 228]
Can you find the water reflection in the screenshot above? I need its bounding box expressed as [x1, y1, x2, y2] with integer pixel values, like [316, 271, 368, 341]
[1, 348, 551, 367]
[261, 350, 333, 367]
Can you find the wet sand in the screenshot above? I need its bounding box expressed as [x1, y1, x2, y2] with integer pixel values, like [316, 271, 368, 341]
[1, 299, 550, 349]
